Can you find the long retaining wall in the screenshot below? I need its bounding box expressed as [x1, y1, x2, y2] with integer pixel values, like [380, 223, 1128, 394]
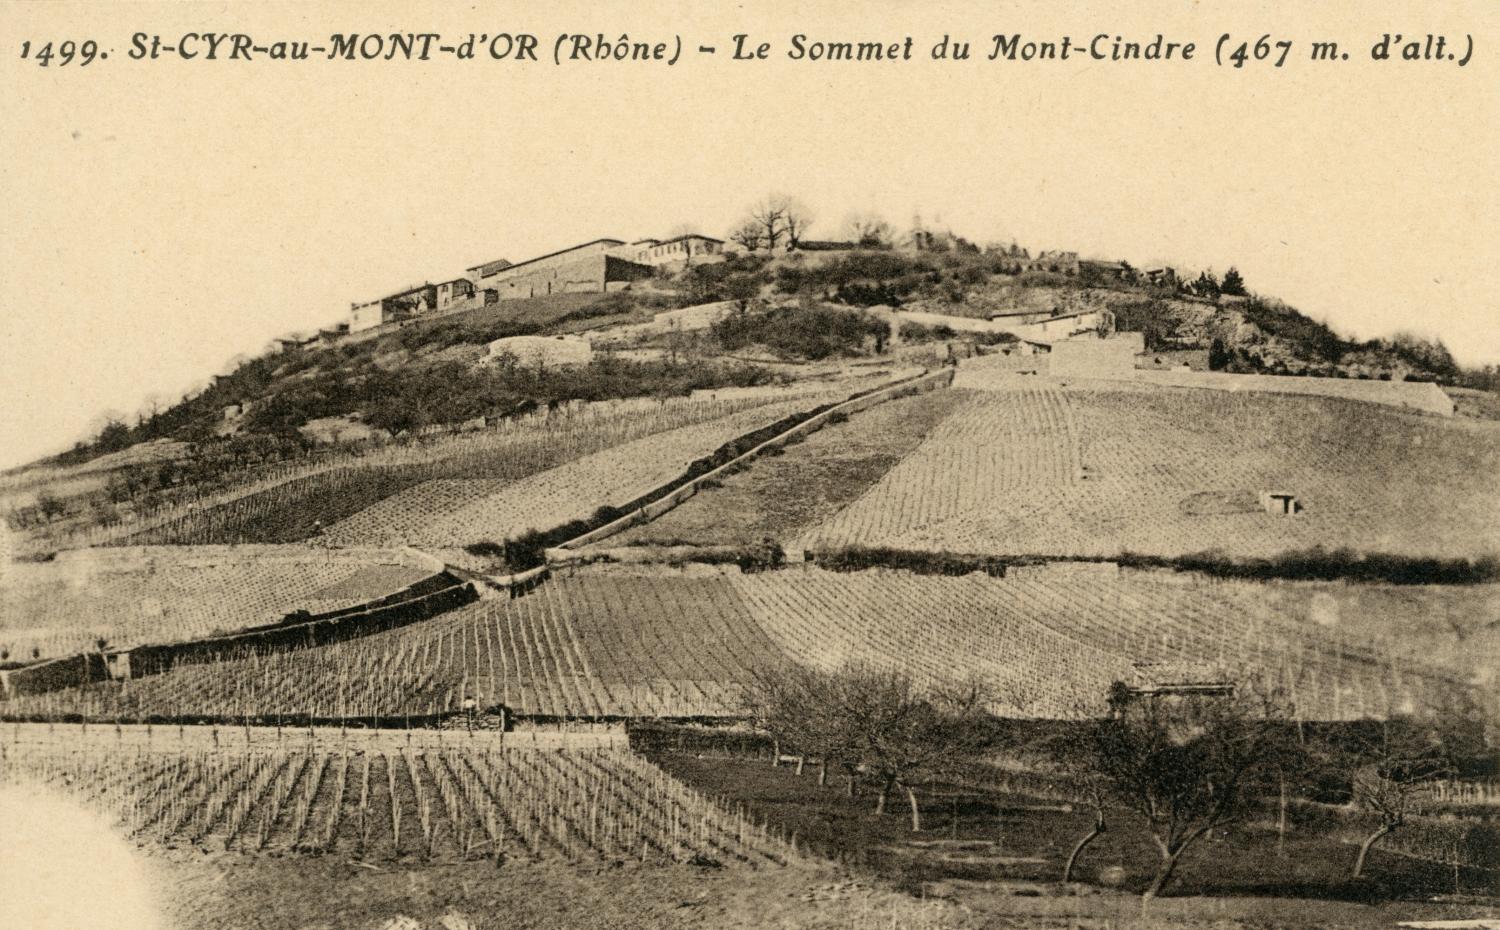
[0, 721, 628, 751]
[36, 543, 435, 572]
[0, 571, 477, 698]
[1135, 369, 1455, 417]
[546, 367, 957, 561]
[120, 574, 476, 679]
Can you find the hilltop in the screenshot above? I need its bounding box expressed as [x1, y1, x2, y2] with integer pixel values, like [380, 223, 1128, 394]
[6, 225, 1498, 555]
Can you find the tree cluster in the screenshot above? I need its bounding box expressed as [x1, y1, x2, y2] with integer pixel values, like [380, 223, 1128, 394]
[730, 194, 815, 252]
[1043, 681, 1492, 899]
[746, 663, 997, 830]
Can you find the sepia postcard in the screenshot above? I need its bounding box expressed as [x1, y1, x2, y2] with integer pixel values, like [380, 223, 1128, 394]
[1, 1, 1496, 928]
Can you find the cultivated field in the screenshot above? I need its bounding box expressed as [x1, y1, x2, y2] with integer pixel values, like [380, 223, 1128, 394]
[729, 563, 1473, 720]
[25, 390, 831, 552]
[798, 382, 1500, 560]
[609, 388, 968, 548]
[321, 397, 834, 549]
[5, 563, 1480, 725]
[1, 567, 789, 722]
[0, 548, 430, 660]
[0, 725, 788, 867]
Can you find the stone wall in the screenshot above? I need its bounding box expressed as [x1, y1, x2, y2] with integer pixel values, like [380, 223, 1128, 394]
[1049, 333, 1145, 378]
[491, 254, 652, 300]
[1136, 369, 1455, 417]
[547, 367, 956, 559]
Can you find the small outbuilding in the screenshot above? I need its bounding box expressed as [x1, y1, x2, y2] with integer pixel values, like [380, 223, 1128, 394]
[1258, 490, 1302, 516]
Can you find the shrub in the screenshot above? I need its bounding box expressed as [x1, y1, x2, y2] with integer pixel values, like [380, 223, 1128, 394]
[712, 305, 888, 360]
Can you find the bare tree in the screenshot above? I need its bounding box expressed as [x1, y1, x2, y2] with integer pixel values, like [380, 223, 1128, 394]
[729, 220, 765, 252]
[1331, 689, 1488, 879]
[777, 195, 813, 249]
[747, 663, 995, 831]
[743, 193, 813, 252]
[748, 198, 788, 252]
[1086, 682, 1298, 899]
[746, 663, 861, 789]
[843, 211, 893, 248]
[1041, 703, 1113, 883]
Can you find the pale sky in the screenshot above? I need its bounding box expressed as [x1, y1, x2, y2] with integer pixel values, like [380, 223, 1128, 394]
[3, 0, 1497, 469]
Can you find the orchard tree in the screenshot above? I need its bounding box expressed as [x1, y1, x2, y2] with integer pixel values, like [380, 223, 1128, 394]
[1042, 708, 1114, 883]
[746, 663, 996, 831]
[1087, 682, 1298, 899]
[1324, 687, 1491, 879]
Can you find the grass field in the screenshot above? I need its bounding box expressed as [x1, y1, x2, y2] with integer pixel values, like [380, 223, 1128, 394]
[796, 383, 1500, 561]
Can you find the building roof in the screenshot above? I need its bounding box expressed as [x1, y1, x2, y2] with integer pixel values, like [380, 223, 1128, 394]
[466, 257, 514, 275]
[355, 282, 435, 307]
[657, 233, 724, 246]
[479, 238, 625, 276]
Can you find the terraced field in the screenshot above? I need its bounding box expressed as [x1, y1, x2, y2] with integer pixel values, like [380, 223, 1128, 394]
[0, 727, 787, 866]
[608, 388, 967, 548]
[7, 564, 1477, 724]
[3, 568, 789, 722]
[105, 389, 832, 548]
[322, 398, 830, 549]
[0, 549, 429, 660]
[798, 383, 1500, 560]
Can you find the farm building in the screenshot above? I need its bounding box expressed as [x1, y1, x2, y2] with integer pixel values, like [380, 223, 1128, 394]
[1027, 250, 1081, 275]
[314, 322, 350, 347]
[487, 334, 594, 369]
[436, 277, 474, 310]
[467, 239, 653, 300]
[1000, 308, 1111, 341]
[466, 256, 514, 292]
[986, 308, 1055, 325]
[1080, 259, 1132, 283]
[349, 282, 438, 332]
[1258, 490, 1302, 515]
[625, 234, 725, 267]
